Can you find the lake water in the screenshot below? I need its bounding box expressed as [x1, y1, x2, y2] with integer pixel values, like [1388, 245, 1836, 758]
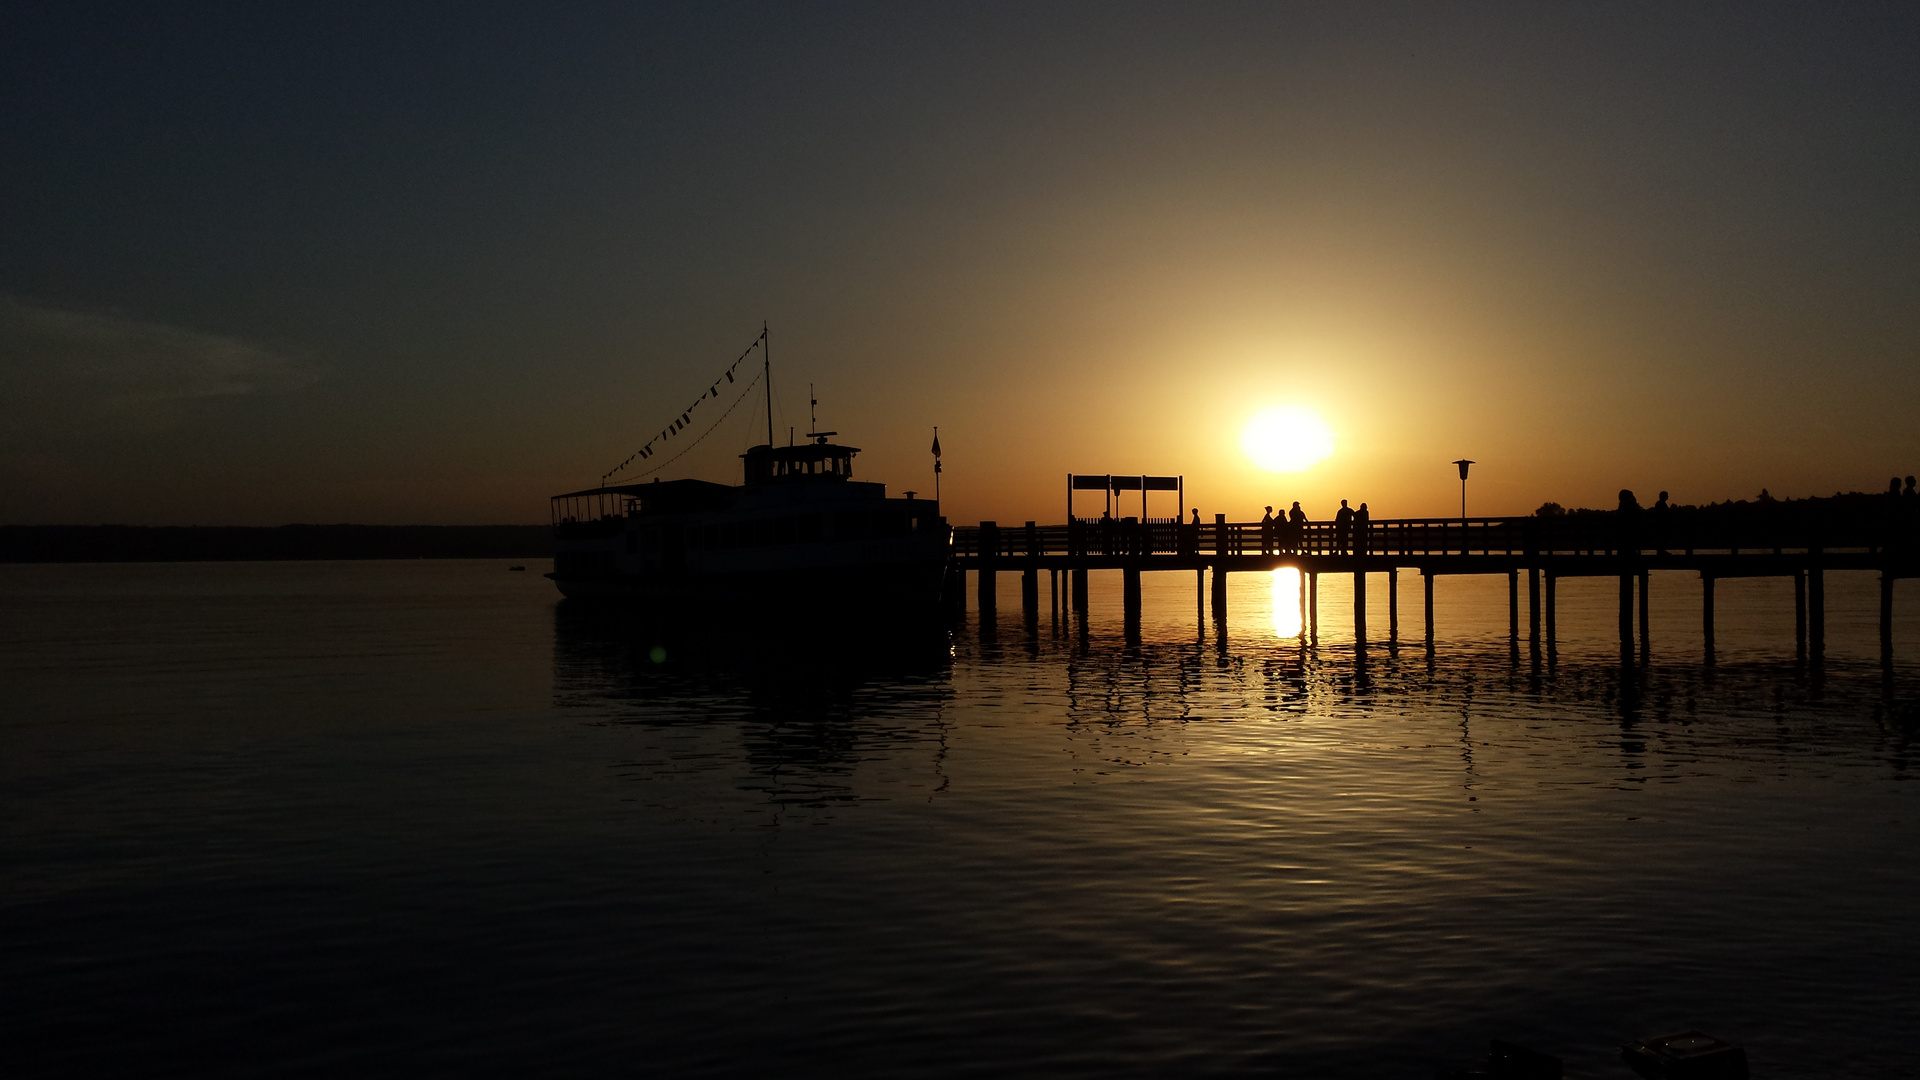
[4, 560, 1919, 1077]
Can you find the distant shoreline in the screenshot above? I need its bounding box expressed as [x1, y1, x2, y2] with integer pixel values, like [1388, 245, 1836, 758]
[0, 525, 553, 563]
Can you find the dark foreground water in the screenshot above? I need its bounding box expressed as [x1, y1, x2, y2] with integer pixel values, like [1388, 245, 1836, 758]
[5, 561, 1919, 1078]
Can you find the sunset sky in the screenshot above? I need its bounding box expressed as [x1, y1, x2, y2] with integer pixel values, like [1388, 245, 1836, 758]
[3, 3, 1917, 526]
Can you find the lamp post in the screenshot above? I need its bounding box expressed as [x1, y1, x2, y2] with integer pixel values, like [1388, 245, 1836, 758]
[1452, 459, 1475, 523]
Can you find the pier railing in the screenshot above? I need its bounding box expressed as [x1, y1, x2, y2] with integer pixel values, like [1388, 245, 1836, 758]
[954, 513, 1904, 562]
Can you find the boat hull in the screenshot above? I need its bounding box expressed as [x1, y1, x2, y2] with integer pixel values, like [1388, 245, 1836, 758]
[548, 558, 951, 622]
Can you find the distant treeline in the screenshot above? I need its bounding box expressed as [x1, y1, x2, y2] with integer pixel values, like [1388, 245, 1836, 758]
[1536, 489, 1903, 522]
[0, 525, 553, 563]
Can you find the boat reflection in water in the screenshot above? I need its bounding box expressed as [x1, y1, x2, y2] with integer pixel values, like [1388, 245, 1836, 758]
[551, 599, 958, 812]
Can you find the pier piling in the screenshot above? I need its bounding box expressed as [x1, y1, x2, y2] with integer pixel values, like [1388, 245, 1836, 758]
[1508, 569, 1519, 653]
[1545, 572, 1556, 644]
[1702, 573, 1716, 661]
[1021, 522, 1039, 614]
[1882, 571, 1895, 664]
[1527, 567, 1541, 647]
[1388, 568, 1399, 647]
[1309, 572, 1319, 644]
[1618, 572, 1634, 657]
[1639, 569, 1651, 659]
[1354, 571, 1368, 647]
[977, 521, 998, 613]
[1423, 571, 1435, 651]
[1809, 554, 1826, 658]
[1794, 570, 1807, 659]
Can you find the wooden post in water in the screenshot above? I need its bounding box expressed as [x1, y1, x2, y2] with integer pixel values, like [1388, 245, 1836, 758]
[1808, 550, 1825, 659]
[1211, 565, 1228, 620]
[1353, 570, 1368, 647]
[1423, 570, 1435, 650]
[1508, 569, 1519, 651]
[1618, 571, 1635, 656]
[1122, 564, 1142, 622]
[1545, 572, 1557, 654]
[1021, 522, 1039, 616]
[1309, 572, 1319, 644]
[1071, 567, 1089, 615]
[1794, 569, 1807, 659]
[1638, 569, 1651, 659]
[1882, 570, 1895, 665]
[1388, 568, 1399, 647]
[977, 521, 998, 614]
[1527, 567, 1541, 647]
[1702, 573, 1716, 661]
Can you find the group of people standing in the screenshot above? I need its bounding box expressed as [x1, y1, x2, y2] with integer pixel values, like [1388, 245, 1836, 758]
[1257, 500, 1371, 554]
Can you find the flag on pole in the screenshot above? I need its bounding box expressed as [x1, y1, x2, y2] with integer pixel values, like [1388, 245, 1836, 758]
[931, 431, 941, 458]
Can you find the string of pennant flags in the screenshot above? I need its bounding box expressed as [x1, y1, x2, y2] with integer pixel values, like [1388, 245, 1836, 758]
[600, 330, 766, 485]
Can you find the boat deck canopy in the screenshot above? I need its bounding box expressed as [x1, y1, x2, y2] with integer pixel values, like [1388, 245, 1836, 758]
[550, 478, 735, 518]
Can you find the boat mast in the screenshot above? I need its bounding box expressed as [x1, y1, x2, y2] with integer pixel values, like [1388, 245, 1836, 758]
[763, 322, 773, 448]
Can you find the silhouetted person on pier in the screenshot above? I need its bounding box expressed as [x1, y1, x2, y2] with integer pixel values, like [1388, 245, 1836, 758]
[1100, 510, 1115, 555]
[1355, 502, 1371, 554]
[1288, 502, 1307, 553]
[1260, 506, 1275, 554]
[1616, 489, 1641, 555]
[1652, 490, 1670, 554]
[1334, 499, 1354, 554]
[1905, 475, 1916, 501]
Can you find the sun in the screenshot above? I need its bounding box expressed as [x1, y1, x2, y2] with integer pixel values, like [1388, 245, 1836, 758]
[1241, 405, 1335, 473]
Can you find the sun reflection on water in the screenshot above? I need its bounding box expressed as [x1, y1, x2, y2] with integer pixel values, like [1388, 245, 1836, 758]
[1270, 567, 1302, 638]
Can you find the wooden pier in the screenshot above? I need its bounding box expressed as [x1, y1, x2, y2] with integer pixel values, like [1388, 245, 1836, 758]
[950, 511, 1918, 663]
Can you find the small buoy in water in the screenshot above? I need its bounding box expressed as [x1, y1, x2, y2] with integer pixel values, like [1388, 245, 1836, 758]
[508, 565, 526, 571]
[1621, 1030, 1747, 1079]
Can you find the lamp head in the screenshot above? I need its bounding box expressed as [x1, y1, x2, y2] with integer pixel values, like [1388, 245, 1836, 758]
[1452, 458, 1475, 480]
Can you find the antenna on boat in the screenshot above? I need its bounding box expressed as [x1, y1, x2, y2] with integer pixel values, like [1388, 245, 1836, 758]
[805, 384, 837, 444]
[763, 322, 773, 448]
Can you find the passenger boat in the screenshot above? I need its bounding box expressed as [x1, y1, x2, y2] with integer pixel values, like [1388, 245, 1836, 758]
[547, 333, 951, 618]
